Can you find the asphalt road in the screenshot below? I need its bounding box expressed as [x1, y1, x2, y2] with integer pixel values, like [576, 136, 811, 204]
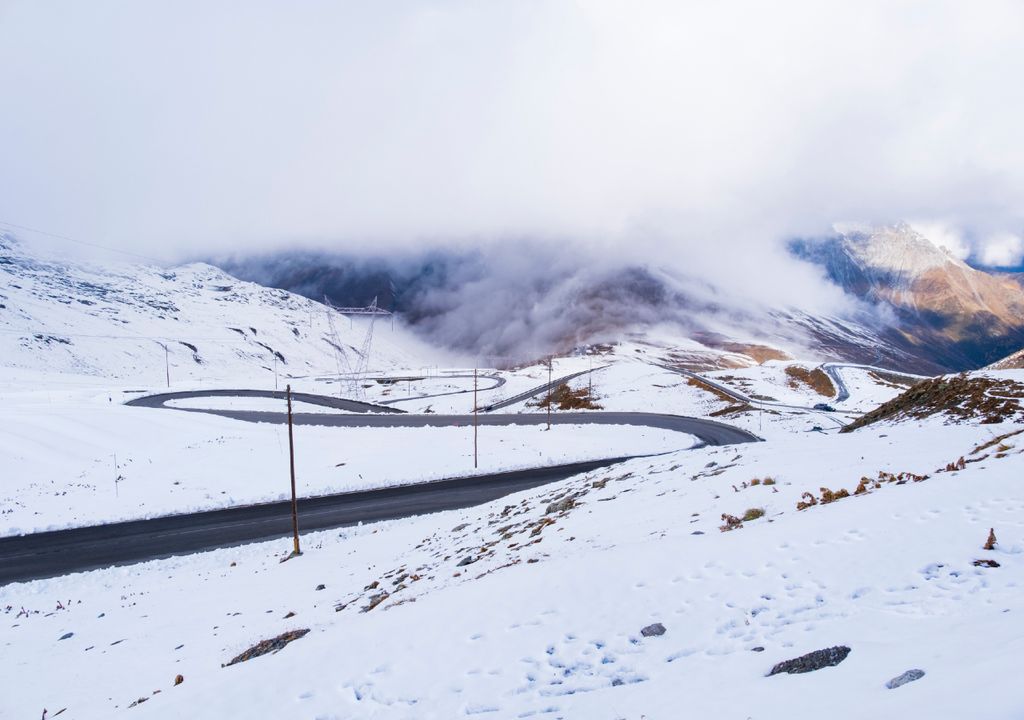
[3, 392, 759, 584]
[378, 372, 506, 406]
[126, 388, 405, 414]
[0, 458, 631, 585]
[481, 368, 599, 412]
[127, 390, 760, 442]
[659, 364, 851, 428]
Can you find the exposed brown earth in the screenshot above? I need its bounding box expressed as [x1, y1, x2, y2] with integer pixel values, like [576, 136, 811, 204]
[842, 373, 1024, 432]
[534, 383, 603, 410]
[784, 366, 835, 397]
[868, 370, 920, 390]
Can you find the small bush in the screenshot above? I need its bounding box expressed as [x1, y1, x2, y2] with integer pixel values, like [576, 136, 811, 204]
[984, 528, 997, 551]
[819, 487, 850, 504]
[719, 514, 743, 532]
[741, 507, 765, 521]
[796, 492, 818, 511]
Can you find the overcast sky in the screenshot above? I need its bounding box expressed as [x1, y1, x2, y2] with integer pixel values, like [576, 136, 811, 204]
[1, 1, 1023, 286]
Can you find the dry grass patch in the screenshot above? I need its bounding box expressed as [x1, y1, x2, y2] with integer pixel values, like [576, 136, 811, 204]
[784, 365, 835, 397]
[534, 383, 603, 410]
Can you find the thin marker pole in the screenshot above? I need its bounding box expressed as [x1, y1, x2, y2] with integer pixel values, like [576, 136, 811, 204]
[473, 367, 479, 469]
[287, 384, 301, 556]
[162, 344, 170, 388]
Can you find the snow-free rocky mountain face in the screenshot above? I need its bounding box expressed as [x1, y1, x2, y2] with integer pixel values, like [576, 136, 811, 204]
[0, 235, 437, 384]
[790, 224, 1024, 370]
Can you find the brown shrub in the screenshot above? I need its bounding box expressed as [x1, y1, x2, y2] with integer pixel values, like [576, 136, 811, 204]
[984, 528, 997, 551]
[819, 487, 850, 504]
[796, 492, 818, 511]
[741, 507, 765, 521]
[719, 514, 743, 532]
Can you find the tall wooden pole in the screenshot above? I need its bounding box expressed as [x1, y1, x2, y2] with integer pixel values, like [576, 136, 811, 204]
[547, 357, 552, 431]
[287, 384, 301, 556]
[473, 367, 478, 469]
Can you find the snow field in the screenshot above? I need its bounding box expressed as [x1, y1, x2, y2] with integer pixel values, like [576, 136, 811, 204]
[3, 419, 1022, 718]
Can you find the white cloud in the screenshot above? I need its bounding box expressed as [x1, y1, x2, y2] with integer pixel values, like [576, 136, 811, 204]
[0, 0, 1023, 308]
[909, 221, 971, 260]
[980, 232, 1024, 267]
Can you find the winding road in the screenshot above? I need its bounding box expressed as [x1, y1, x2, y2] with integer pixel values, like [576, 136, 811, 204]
[2, 390, 759, 584]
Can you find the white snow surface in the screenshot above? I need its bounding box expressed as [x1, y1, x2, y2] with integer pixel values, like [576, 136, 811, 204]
[0, 235, 449, 384]
[3, 418, 1023, 718]
[3, 240, 1023, 718]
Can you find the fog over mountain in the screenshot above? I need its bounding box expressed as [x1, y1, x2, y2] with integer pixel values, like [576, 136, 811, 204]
[2, 2, 1024, 290]
[218, 224, 1024, 371]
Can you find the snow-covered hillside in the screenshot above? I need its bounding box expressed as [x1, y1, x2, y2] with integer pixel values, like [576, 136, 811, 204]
[3, 237, 1023, 719]
[4, 405, 1022, 719]
[0, 235, 446, 385]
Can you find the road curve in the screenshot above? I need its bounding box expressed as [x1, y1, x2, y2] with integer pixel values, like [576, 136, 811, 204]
[658, 364, 849, 428]
[127, 389, 760, 445]
[377, 372, 506, 406]
[126, 388, 405, 414]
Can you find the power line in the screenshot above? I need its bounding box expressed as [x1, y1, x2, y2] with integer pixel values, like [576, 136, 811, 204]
[0, 219, 164, 265]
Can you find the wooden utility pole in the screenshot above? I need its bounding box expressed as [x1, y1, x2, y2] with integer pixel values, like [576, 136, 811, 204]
[473, 367, 479, 469]
[547, 357, 552, 431]
[286, 385, 301, 556]
[158, 343, 170, 388]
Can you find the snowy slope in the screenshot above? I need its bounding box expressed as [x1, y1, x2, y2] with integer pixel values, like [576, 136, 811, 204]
[0, 235, 447, 385]
[2, 236, 1022, 719]
[3, 412, 1022, 719]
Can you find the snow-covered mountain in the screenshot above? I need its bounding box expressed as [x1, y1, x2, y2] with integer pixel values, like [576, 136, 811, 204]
[217, 246, 934, 372]
[791, 224, 1024, 369]
[0, 235, 444, 384]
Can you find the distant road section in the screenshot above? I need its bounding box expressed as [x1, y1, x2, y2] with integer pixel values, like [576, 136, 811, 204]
[127, 388, 405, 414]
[127, 389, 760, 443]
[481, 368, 598, 412]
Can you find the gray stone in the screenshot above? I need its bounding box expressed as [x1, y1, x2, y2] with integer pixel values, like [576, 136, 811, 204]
[457, 556, 477, 567]
[640, 623, 666, 637]
[886, 669, 925, 689]
[750, 646, 765, 652]
[767, 645, 851, 676]
[58, 632, 74, 641]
